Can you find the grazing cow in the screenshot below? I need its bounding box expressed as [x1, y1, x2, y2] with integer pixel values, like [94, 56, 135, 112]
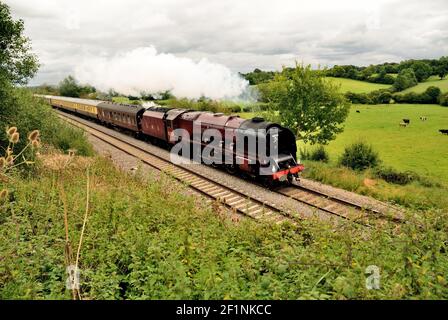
[420, 116, 427, 121]
[440, 129, 448, 135]
[399, 122, 407, 127]
[356, 110, 361, 113]
[403, 119, 410, 125]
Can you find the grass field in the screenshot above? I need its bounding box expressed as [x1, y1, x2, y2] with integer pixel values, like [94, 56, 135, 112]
[402, 76, 448, 94]
[300, 104, 448, 183]
[326, 77, 391, 93]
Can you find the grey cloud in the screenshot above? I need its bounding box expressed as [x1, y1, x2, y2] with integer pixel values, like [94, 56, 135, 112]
[4, 0, 448, 85]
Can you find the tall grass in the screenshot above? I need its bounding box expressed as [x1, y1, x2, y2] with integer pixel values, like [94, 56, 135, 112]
[0, 87, 93, 156]
[1, 155, 447, 299]
[302, 161, 448, 210]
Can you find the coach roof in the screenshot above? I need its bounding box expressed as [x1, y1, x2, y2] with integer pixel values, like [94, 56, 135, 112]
[97, 102, 145, 115]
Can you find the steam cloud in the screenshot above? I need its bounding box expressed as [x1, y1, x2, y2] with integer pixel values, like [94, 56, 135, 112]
[75, 46, 249, 100]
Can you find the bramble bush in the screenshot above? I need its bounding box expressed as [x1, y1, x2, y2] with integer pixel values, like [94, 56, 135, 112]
[339, 142, 380, 171]
[309, 146, 329, 163]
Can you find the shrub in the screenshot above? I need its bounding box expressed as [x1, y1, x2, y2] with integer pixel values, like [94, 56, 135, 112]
[393, 68, 418, 92]
[339, 142, 380, 170]
[426, 86, 441, 101]
[369, 89, 393, 104]
[374, 166, 439, 187]
[374, 166, 416, 185]
[438, 92, 448, 106]
[309, 145, 329, 162]
[345, 90, 392, 104]
[345, 92, 372, 104]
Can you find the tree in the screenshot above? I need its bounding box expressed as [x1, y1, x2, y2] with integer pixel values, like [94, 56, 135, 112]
[393, 68, 418, 92]
[436, 56, 448, 79]
[425, 86, 441, 103]
[411, 61, 432, 82]
[58, 75, 95, 98]
[0, 2, 39, 84]
[263, 63, 350, 144]
[59, 75, 82, 97]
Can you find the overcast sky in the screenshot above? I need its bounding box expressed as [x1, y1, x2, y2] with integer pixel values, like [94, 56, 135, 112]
[5, 0, 448, 86]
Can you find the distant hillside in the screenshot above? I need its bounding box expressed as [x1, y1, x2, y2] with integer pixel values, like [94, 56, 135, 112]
[401, 76, 448, 94]
[326, 77, 391, 94]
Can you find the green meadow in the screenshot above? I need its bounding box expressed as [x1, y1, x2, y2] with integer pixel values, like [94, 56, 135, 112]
[326, 77, 391, 93]
[401, 76, 448, 93]
[300, 103, 448, 183]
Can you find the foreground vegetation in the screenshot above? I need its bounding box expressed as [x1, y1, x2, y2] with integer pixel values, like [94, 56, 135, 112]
[1, 153, 447, 299]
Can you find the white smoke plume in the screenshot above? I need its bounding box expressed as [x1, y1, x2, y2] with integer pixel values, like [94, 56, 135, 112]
[75, 46, 249, 100]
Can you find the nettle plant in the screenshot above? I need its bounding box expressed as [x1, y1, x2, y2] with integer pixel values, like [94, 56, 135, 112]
[0, 126, 41, 201]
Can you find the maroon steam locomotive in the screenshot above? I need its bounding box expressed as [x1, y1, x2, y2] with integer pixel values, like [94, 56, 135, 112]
[41, 95, 304, 185]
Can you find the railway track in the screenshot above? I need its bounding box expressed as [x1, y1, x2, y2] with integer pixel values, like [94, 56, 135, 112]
[57, 110, 404, 227]
[276, 184, 405, 224]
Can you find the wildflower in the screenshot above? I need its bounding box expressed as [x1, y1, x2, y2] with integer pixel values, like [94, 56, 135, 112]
[28, 130, 40, 142]
[6, 147, 12, 156]
[6, 127, 17, 136]
[0, 189, 8, 201]
[0, 157, 5, 168]
[10, 132, 19, 144]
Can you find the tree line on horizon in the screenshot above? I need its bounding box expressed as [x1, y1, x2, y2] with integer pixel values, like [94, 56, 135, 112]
[241, 56, 448, 88]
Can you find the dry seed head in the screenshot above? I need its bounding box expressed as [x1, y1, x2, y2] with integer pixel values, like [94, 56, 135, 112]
[6, 147, 12, 156]
[6, 127, 17, 136]
[10, 132, 19, 144]
[32, 140, 41, 149]
[0, 189, 8, 201]
[0, 157, 5, 168]
[6, 155, 13, 166]
[28, 130, 40, 142]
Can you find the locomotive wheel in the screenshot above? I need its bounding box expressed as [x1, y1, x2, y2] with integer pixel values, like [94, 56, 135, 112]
[225, 164, 237, 174]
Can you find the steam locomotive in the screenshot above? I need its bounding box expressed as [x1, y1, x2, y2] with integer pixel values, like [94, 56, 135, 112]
[39, 95, 304, 185]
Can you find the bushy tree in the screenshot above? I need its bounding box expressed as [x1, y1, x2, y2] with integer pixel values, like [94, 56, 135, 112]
[436, 56, 448, 79]
[263, 63, 350, 144]
[339, 142, 380, 170]
[58, 75, 95, 98]
[439, 92, 448, 106]
[393, 68, 418, 91]
[310, 145, 329, 162]
[411, 61, 432, 82]
[242, 68, 276, 85]
[59, 75, 80, 97]
[425, 86, 441, 102]
[0, 3, 39, 84]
